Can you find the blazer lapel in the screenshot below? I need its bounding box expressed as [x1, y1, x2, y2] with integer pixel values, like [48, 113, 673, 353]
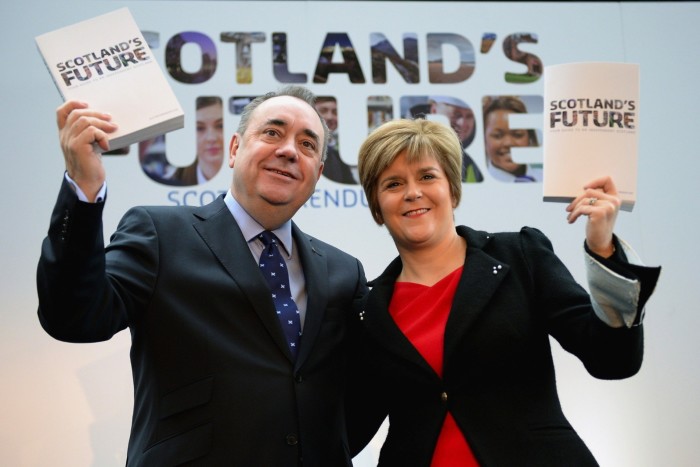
[292, 223, 328, 367]
[443, 227, 510, 361]
[362, 227, 512, 377]
[364, 258, 439, 378]
[191, 198, 292, 360]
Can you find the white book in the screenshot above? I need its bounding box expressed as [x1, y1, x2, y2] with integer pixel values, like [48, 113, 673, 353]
[35, 7, 184, 151]
[542, 62, 639, 211]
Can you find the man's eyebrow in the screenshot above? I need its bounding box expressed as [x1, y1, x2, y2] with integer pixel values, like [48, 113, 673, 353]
[304, 128, 320, 147]
[264, 118, 286, 128]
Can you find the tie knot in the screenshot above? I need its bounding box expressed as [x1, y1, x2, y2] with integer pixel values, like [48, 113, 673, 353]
[258, 230, 278, 248]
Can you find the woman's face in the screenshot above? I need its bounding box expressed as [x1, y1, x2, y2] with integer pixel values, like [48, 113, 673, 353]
[484, 109, 530, 174]
[196, 103, 224, 169]
[432, 102, 475, 143]
[376, 150, 456, 252]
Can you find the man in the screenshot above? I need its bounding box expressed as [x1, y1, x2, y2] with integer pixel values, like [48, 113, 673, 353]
[428, 96, 484, 183]
[314, 96, 338, 147]
[314, 96, 356, 184]
[37, 86, 368, 466]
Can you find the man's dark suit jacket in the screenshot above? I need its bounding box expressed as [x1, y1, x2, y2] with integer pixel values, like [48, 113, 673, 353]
[37, 179, 368, 466]
[347, 225, 660, 467]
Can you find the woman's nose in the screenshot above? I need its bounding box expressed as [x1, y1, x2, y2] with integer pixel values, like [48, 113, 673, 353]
[404, 183, 422, 200]
[502, 133, 514, 147]
[204, 128, 217, 141]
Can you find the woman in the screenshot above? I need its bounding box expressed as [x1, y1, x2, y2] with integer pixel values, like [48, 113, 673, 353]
[169, 96, 224, 185]
[482, 95, 541, 182]
[347, 119, 660, 466]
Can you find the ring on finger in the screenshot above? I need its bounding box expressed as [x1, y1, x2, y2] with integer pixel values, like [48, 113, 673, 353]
[588, 197, 598, 205]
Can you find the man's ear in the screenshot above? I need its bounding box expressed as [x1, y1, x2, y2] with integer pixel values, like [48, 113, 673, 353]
[228, 134, 240, 168]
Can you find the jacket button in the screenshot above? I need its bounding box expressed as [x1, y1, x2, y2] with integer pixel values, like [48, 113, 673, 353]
[295, 375, 303, 383]
[286, 434, 298, 445]
[441, 391, 448, 402]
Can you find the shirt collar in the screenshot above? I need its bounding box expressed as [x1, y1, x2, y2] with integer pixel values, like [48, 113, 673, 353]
[196, 163, 206, 185]
[223, 190, 293, 257]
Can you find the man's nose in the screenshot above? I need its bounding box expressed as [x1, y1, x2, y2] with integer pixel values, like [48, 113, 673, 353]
[275, 138, 299, 160]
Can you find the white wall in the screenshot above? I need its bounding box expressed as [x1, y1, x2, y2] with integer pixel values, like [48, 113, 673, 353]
[1, 1, 698, 465]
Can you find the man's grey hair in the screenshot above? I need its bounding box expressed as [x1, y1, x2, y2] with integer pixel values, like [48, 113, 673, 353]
[236, 85, 330, 162]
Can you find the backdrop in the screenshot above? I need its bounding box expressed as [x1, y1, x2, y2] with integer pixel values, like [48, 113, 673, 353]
[2, 1, 698, 466]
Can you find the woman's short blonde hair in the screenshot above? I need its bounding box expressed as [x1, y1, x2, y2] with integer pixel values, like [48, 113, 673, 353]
[358, 118, 463, 224]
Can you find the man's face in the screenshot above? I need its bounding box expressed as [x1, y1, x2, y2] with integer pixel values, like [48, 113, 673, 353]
[432, 102, 475, 143]
[315, 100, 338, 132]
[229, 96, 325, 224]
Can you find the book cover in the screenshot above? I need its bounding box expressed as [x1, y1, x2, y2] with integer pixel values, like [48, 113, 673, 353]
[35, 7, 184, 151]
[542, 62, 639, 211]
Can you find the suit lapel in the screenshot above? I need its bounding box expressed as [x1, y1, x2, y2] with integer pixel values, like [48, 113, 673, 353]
[191, 198, 292, 361]
[292, 223, 328, 367]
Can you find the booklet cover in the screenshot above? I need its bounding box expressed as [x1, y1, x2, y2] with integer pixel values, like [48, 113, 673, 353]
[543, 62, 639, 211]
[35, 7, 184, 151]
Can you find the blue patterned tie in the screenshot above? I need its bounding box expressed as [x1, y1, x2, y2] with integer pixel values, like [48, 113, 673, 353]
[258, 231, 302, 359]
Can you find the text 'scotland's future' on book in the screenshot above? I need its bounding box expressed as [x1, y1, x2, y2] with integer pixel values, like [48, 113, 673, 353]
[35, 7, 184, 151]
[543, 62, 639, 211]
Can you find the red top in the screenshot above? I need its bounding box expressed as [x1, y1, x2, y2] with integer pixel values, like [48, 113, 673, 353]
[389, 267, 479, 467]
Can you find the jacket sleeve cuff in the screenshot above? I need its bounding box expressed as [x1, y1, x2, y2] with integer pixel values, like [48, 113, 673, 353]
[64, 172, 107, 203]
[585, 236, 655, 329]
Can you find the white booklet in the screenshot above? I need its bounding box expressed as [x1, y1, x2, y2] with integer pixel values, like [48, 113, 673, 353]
[35, 7, 184, 151]
[542, 62, 639, 211]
